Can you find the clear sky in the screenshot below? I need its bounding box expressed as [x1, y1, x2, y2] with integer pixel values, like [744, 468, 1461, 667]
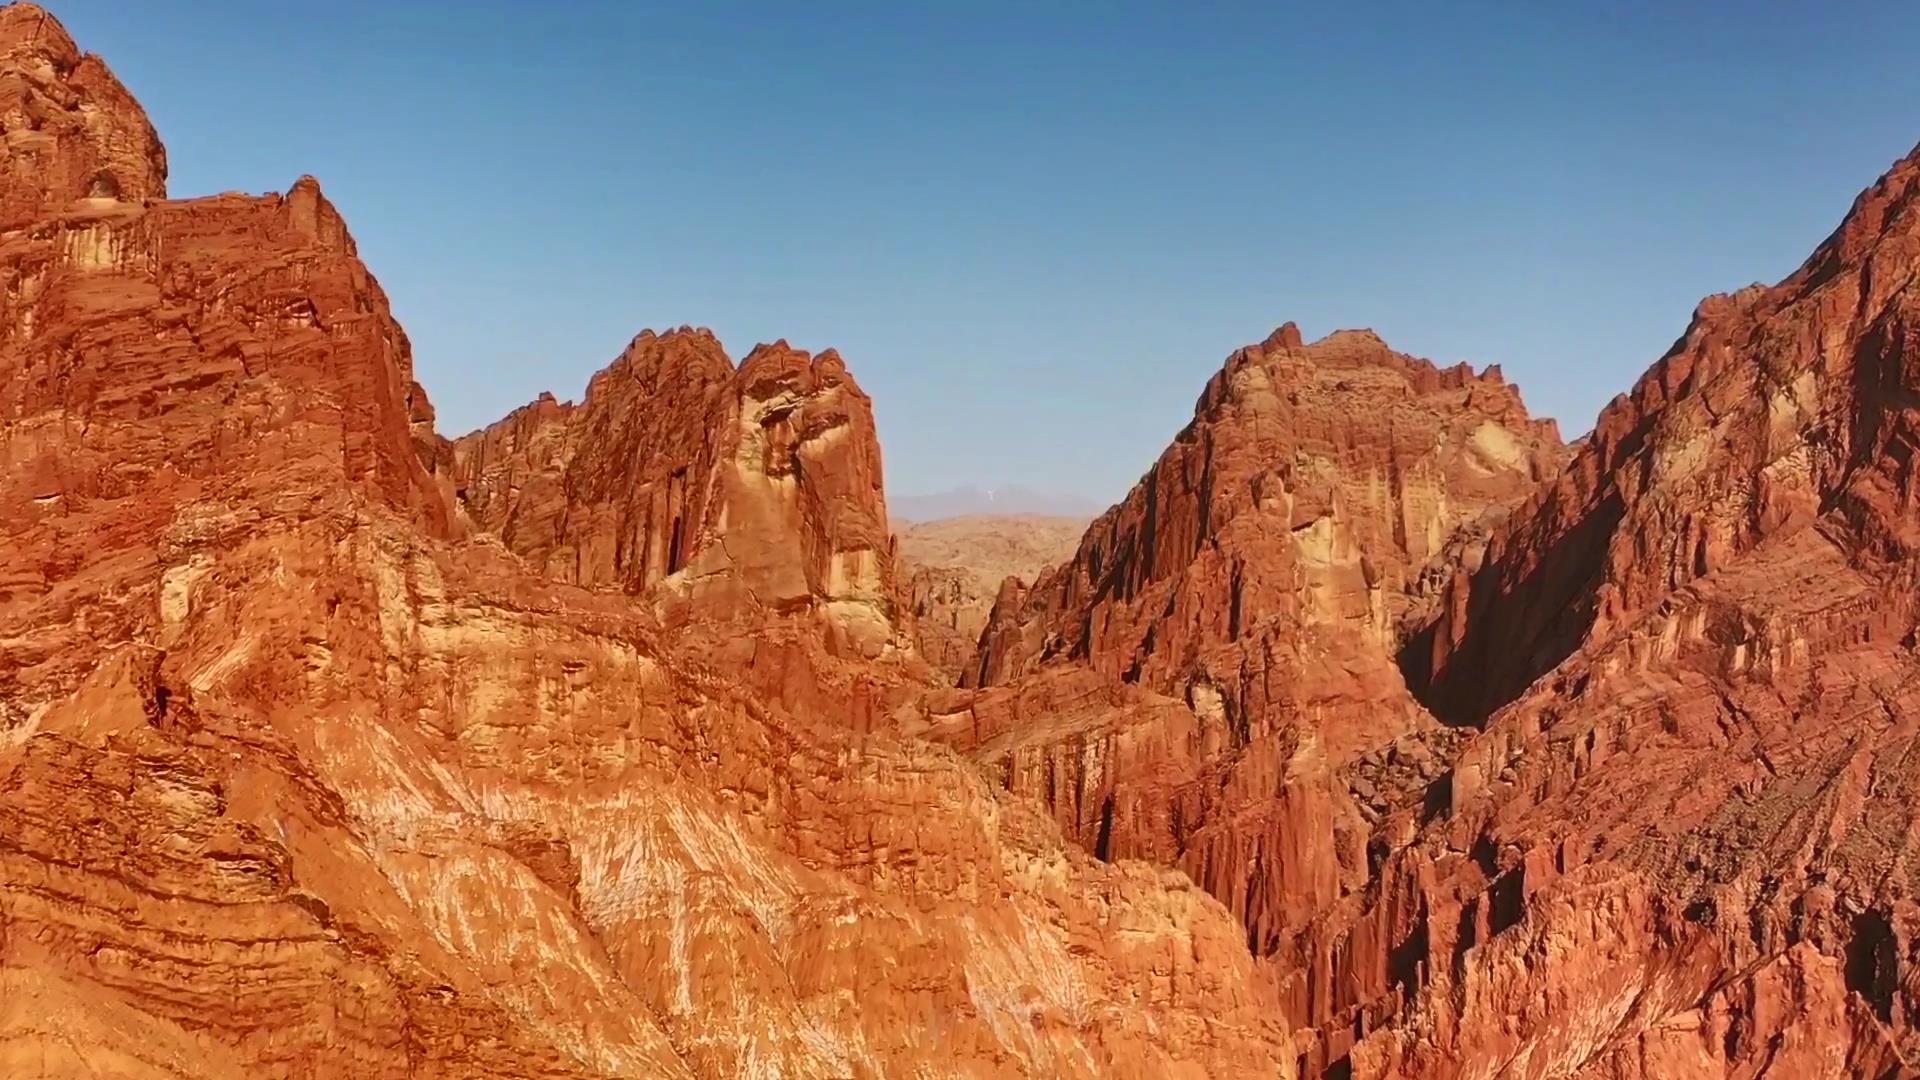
[46, 1, 1920, 504]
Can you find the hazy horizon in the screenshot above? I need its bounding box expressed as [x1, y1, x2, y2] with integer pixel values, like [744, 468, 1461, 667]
[44, 1, 1920, 505]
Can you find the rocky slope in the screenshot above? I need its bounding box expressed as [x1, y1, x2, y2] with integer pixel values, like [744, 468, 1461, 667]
[967, 324, 1563, 697]
[0, 7, 1293, 1077]
[1321, 140, 1920, 1077]
[19, 2, 1920, 1076]
[896, 514, 1086, 680]
[927, 136, 1920, 1076]
[924, 327, 1563, 971]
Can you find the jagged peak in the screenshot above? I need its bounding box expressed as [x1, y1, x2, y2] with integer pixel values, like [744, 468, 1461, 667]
[1409, 136, 1920, 730]
[622, 325, 726, 354]
[1782, 139, 1920, 298]
[1309, 327, 1390, 351]
[1263, 321, 1305, 350]
[1568, 140, 1920, 482]
[282, 174, 356, 252]
[738, 339, 868, 402]
[812, 348, 850, 380]
[1194, 322, 1554, 443]
[596, 327, 734, 399]
[630, 324, 720, 345]
[743, 338, 799, 360]
[740, 338, 849, 369]
[613, 326, 725, 368]
[0, 3, 77, 67]
[478, 328, 876, 453]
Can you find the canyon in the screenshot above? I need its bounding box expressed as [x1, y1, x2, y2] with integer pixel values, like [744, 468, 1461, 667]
[6, 3, 1920, 1078]
[896, 514, 1087, 680]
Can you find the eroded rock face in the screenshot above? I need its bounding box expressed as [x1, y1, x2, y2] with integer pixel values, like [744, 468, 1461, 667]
[934, 327, 1562, 963]
[24, 2, 1920, 1075]
[917, 145, 1920, 1077]
[0, 8, 1293, 1077]
[1406, 145, 1920, 729]
[450, 331, 904, 660]
[1296, 143, 1920, 1076]
[0, 3, 165, 228]
[970, 324, 1562, 703]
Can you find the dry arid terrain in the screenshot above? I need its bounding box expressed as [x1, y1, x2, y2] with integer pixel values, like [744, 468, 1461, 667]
[896, 514, 1087, 681]
[10, 4, 1920, 1078]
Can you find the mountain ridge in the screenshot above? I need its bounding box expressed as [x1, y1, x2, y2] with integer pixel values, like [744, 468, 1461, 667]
[0, 7, 1293, 1076]
[11, 2, 1920, 1076]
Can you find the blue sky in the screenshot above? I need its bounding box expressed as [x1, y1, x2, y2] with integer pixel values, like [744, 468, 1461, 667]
[48, 1, 1920, 503]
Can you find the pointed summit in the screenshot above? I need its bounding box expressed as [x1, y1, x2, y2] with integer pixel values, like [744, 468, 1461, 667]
[1264, 321, 1305, 350]
[452, 331, 902, 659]
[0, 3, 77, 63]
[283, 174, 356, 251]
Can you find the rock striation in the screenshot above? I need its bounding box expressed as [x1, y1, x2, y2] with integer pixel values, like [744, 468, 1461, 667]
[0, 7, 1293, 1077]
[968, 324, 1563, 700]
[0, 3, 165, 228]
[935, 138, 1920, 1077]
[20, 1, 1920, 1075]
[932, 327, 1563, 972]
[450, 329, 904, 660]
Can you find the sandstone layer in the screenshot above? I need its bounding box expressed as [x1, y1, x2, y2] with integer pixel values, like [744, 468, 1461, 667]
[0, 7, 1292, 1077]
[20, 2, 1920, 1076]
[449, 328, 903, 661]
[927, 328, 1563, 972]
[932, 139, 1920, 1076]
[1318, 141, 1920, 1077]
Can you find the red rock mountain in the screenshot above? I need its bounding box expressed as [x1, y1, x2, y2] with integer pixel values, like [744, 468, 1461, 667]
[449, 328, 904, 661]
[968, 324, 1562, 704]
[0, 3, 163, 228]
[1329, 140, 1920, 1077]
[930, 143, 1920, 1076]
[16, 2, 1920, 1077]
[923, 328, 1563, 963]
[0, 7, 1291, 1076]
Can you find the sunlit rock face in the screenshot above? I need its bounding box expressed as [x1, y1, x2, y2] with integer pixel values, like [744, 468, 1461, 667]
[0, 7, 1294, 1077]
[925, 326, 1562, 972]
[0, 2, 165, 228]
[1327, 140, 1920, 1079]
[19, 3, 1920, 1076]
[931, 138, 1920, 1076]
[450, 330, 904, 660]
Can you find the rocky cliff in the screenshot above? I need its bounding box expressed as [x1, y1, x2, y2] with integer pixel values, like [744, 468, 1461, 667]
[932, 137, 1920, 1076]
[0, 3, 164, 228]
[1321, 141, 1920, 1077]
[19, 2, 1920, 1076]
[450, 329, 904, 661]
[929, 328, 1562, 965]
[0, 7, 1293, 1077]
[968, 324, 1563, 700]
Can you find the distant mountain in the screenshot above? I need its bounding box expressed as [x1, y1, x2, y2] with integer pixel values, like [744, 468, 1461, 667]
[889, 484, 1105, 522]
